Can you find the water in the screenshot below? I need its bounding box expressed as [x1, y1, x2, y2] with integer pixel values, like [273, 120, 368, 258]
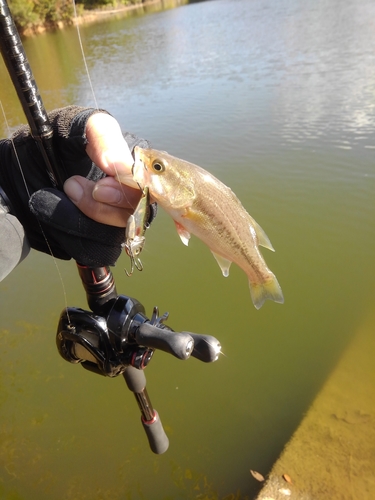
[0, 0, 375, 498]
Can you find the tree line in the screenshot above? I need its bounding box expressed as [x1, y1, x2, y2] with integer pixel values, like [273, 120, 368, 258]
[7, 0, 146, 33]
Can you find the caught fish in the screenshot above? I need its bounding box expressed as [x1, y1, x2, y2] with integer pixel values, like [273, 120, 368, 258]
[123, 186, 150, 276]
[126, 147, 284, 309]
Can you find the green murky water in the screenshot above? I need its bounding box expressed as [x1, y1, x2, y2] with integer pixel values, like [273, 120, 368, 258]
[0, 0, 374, 498]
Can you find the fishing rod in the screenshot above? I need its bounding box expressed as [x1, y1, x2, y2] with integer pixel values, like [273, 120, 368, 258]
[0, 0, 64, 187]
[0, 0, 221, 454]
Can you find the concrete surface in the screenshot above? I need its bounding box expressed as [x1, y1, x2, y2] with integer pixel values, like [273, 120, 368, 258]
[255, 310, 375, 500]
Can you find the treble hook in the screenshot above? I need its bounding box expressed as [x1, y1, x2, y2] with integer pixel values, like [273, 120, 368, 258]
[134, 256, 143, 272]
[124, 245, 144, 277]
[124, 255, 135, 277]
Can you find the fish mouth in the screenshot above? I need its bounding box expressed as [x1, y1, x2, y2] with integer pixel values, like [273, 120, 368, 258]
[133, 146, 147, 168]
[132, 147, 148, 189]
[131, 147, 138, 176]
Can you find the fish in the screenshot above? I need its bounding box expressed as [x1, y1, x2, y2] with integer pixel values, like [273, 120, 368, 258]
[126, 146, 284, 309]
[123, 186, 150, 276]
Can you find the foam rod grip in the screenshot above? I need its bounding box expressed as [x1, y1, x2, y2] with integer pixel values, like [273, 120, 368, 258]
[142, 411, 169, 454]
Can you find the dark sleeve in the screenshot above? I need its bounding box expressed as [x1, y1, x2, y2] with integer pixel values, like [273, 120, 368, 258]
[0, 205, 30, 281]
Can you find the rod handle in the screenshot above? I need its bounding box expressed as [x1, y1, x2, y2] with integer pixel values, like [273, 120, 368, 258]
[142, 411, 169, 455]
[123, 367, 169, 454]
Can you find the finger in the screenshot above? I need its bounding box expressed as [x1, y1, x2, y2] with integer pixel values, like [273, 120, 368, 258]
[92, 177, 142, 207]
[64, 176, 135, 227]
[85, 113, 138, 188]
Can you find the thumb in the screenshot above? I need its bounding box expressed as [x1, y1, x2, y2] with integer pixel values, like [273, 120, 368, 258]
[85, 113, 138, 188]
[64, 176, 136, 227]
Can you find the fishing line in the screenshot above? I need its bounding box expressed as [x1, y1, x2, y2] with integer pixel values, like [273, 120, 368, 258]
[0, 99, 71, 322]
[71, 0, 138, 215]
[72, 0, 98, 110]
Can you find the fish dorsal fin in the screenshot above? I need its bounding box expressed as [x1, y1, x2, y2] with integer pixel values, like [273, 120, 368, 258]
[252, 221, 275, 252]
[211, 251, 232, 277]
[174, 221, 191, 246]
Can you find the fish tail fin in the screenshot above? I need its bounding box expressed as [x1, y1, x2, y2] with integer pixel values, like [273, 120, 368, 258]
[249, 274, 284, 309]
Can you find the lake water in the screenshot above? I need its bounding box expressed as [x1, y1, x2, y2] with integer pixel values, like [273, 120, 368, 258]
[0, 0, 374, 498]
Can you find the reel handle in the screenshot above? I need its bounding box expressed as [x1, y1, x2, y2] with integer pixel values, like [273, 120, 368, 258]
[136, 323, 194, 360]
[136, 325, 221, 363]
[188, 333, 221, 363]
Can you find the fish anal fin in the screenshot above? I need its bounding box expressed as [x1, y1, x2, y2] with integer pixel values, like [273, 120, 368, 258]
[249, 274, 284, 309]
[252, 221, 275, 252]
[174, 221, 191, 246]
[211, 251, 232, 277]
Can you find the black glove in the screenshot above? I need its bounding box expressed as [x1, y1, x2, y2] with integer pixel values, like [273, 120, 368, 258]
[0, 106, 150, 267]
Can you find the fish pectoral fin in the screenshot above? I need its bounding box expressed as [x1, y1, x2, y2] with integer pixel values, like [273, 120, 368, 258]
[211, 252, 232, 277]
[253, 221, 275, 252]
[174, 221, 191, 246]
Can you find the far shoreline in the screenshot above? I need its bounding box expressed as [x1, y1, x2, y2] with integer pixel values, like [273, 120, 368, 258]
[22, 0, 188, 37]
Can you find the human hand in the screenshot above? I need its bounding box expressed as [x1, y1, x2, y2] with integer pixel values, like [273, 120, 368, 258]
[64, 112, 142, 228]
[0, 106, 151, 266]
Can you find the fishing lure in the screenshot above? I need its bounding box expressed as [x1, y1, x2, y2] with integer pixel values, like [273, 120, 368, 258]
[123, 186, 150, 276]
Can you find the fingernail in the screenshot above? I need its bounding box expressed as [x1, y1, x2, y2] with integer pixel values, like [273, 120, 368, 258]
[64, 178, 84, 203]
[93, 184, 123, 204]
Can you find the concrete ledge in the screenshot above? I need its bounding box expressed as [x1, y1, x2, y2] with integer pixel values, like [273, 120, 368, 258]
[256, 311, 375, 500]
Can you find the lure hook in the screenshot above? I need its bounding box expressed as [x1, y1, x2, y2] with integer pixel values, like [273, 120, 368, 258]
[134, 256, 143, 272]
[124, 256, 135, 277]
[124, 244, 144, 277]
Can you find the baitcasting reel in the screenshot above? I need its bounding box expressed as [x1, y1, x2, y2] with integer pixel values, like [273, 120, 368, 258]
[56, 264, 221, 454]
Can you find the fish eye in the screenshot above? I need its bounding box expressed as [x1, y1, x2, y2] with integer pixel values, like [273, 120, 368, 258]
[152, 161, 165, 173]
